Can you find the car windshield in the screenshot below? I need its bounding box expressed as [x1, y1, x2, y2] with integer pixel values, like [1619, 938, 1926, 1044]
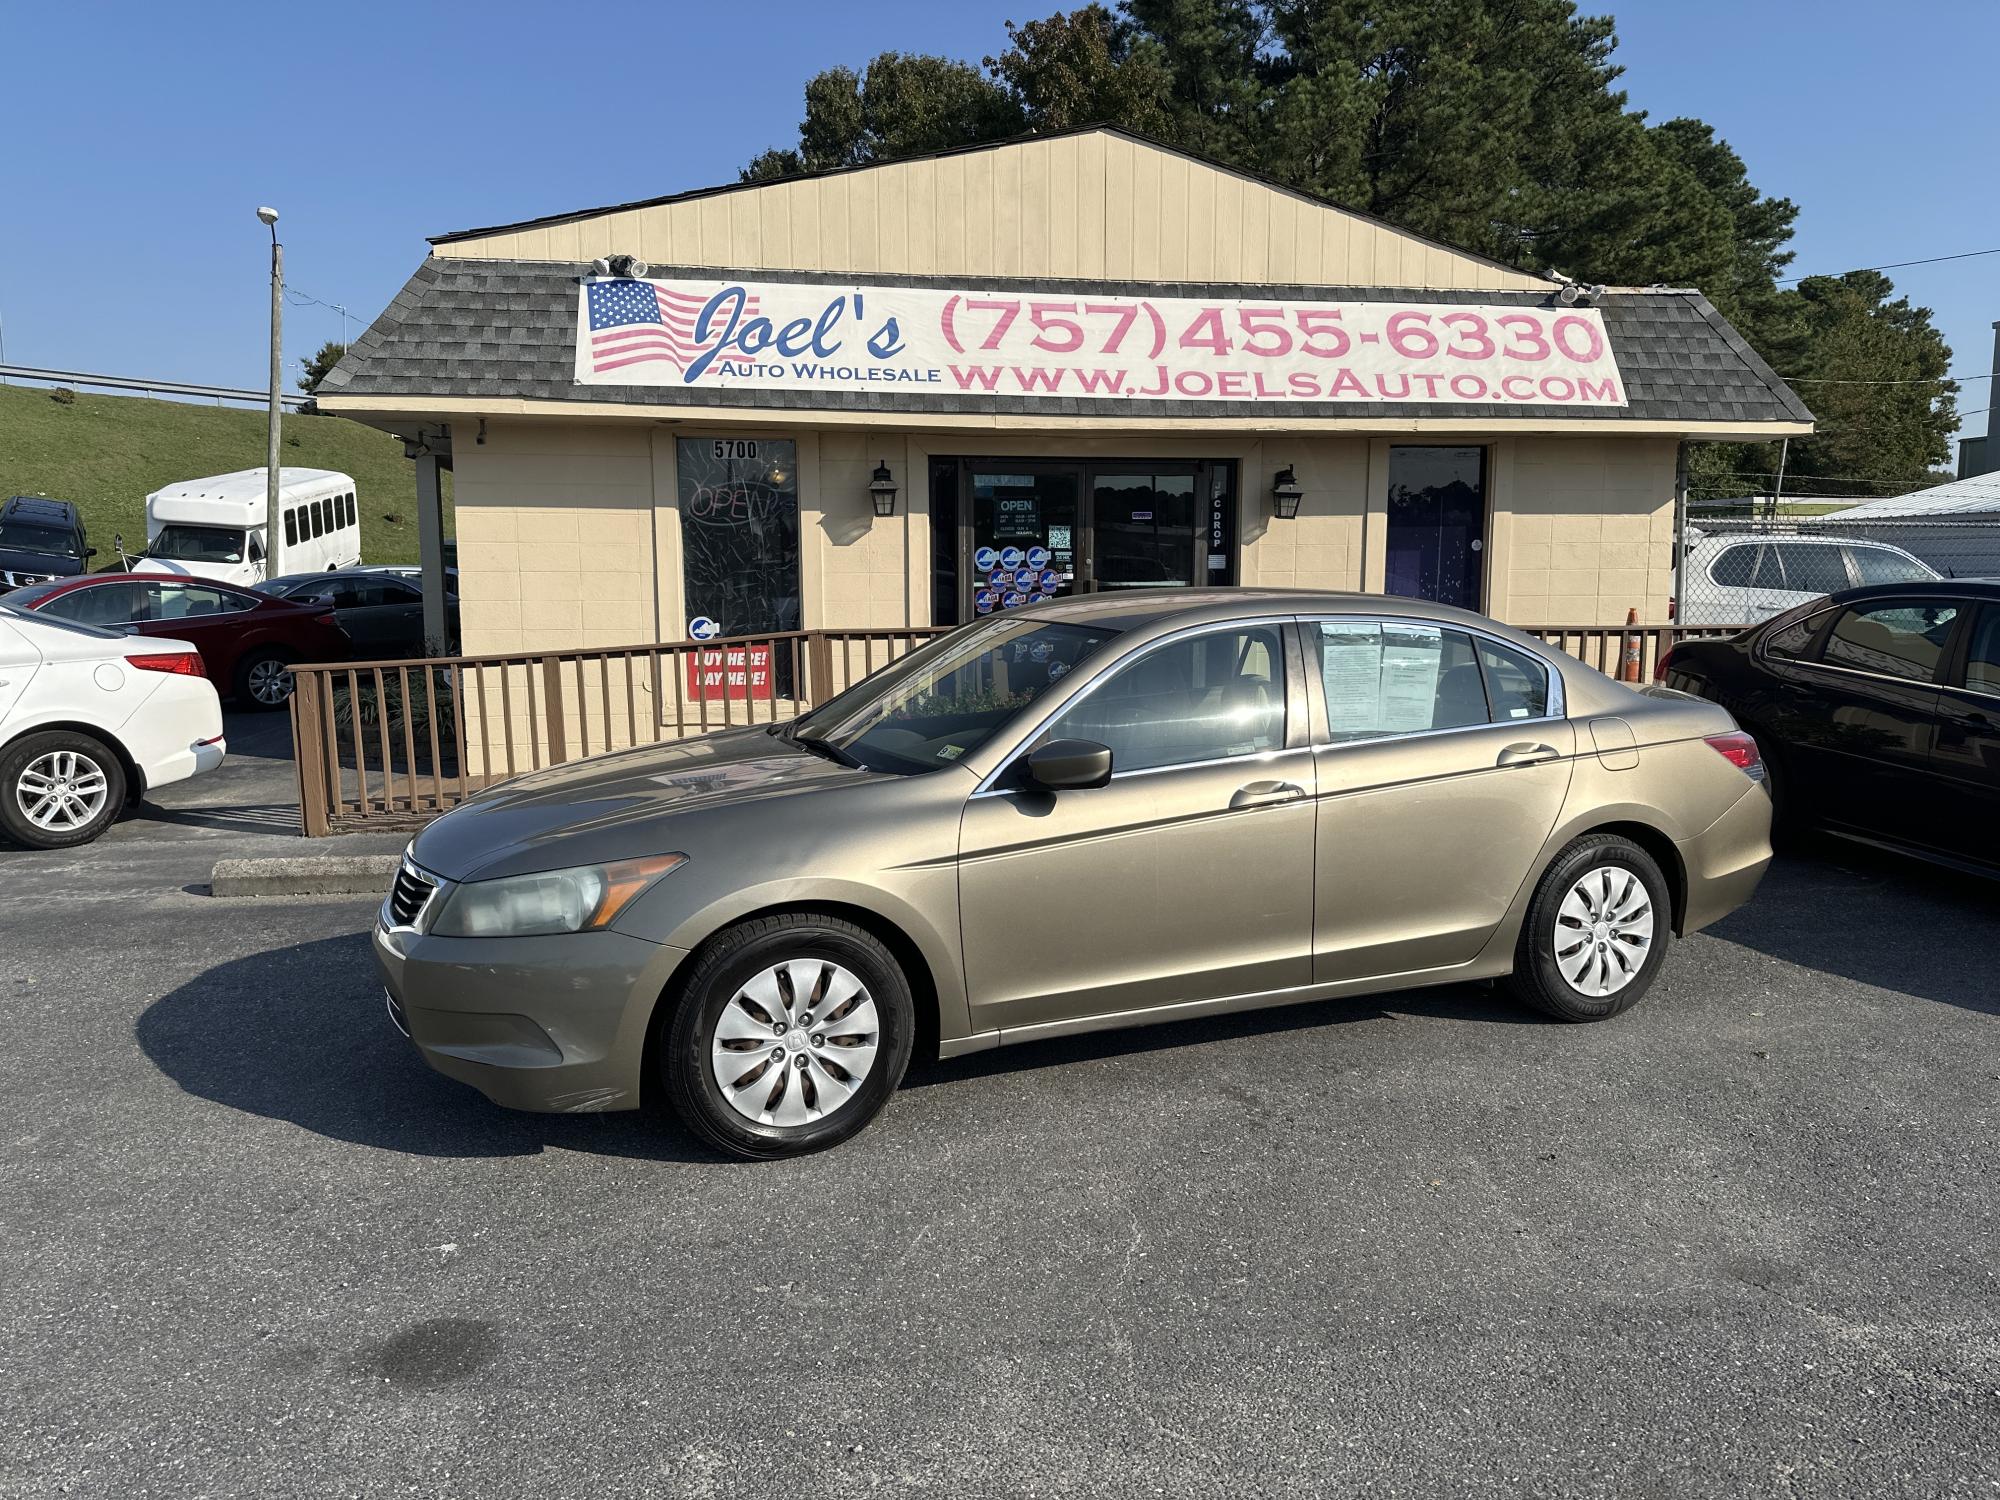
[791, 615, 1122, 775]
[149, 524, 245, 564]
[0, 521, 79, 557]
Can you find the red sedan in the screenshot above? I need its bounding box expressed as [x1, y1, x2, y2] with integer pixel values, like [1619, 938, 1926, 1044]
[3, 573, 349, 709]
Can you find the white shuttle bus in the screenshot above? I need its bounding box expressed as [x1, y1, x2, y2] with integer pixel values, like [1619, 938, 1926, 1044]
[133, 467, 360, 586]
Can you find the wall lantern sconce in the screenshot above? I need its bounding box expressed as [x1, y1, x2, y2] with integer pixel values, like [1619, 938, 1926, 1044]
[869, 460, 899, 517]
[1271, 465, 1304, 519]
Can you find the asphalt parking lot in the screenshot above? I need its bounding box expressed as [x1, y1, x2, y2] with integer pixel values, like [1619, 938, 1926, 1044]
[3, 731, 1998, 1497]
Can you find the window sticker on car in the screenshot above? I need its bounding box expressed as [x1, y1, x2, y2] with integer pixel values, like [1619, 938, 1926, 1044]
[936, 744, 964, 760]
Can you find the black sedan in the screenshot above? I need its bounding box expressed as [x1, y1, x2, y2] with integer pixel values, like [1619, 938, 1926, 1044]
[262, 569, 459, 658]
[1660, 580, 2000, 876]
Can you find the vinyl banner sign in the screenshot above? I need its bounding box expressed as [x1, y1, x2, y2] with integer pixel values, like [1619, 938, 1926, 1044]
[577, 277, 1627, 408]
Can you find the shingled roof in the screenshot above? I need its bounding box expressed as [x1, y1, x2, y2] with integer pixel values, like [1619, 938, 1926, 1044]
[320, 258, 1812, 428]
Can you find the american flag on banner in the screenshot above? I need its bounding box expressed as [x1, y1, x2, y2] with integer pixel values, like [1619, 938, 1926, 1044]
[583, 280, 760, 376]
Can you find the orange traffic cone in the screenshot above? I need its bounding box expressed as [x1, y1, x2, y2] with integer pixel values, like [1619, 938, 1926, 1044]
[1621, 606, 1643, 682]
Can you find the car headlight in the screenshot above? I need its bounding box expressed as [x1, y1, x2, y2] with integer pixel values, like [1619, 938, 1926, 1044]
[429, 854, 686, 937]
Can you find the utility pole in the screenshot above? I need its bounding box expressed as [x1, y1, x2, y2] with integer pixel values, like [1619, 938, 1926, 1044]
[257, 206, 282, 577]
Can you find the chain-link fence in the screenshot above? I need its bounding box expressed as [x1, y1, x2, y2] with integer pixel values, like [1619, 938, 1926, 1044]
[1677, 515, 2000, 626]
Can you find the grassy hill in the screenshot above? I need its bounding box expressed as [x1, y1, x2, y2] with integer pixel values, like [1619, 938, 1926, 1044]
[0, 382, 453, 566]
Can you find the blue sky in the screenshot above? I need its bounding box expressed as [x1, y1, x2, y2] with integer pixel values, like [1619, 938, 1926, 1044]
[3, 1, 1993, 443]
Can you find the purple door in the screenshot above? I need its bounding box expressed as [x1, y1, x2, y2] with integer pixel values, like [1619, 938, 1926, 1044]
[1385, 447, 1486, 612]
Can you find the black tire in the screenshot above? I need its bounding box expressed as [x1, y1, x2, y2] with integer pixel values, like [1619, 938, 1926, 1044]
[0, 729, 128, 850]
[1751, 735, 1796, 848]
[660, 913, 916, 1159]
[1501, 833, 1672, 1022]
[234, 647, 294, 710]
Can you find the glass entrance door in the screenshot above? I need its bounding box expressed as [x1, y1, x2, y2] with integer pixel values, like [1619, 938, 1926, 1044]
[969, 467, 1079, 616]
[1090, 471, 1198, 592]
[956, 460, 1232, 620]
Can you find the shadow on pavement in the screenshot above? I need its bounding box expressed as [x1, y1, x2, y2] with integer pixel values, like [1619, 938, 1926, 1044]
[135, 933, 721, 1164]
[1702, 843, 2000, 1015]
[139, 801, 304, 835]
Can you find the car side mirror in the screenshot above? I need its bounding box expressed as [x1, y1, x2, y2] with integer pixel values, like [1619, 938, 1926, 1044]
[1025, 739, 1113, 791]
[84, 547, 97, 558]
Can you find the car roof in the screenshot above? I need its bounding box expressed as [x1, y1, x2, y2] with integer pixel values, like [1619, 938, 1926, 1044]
[1, 496, 80, 522]
[1012, 586, 1515, 635]
[1828, 578, 2000, 602]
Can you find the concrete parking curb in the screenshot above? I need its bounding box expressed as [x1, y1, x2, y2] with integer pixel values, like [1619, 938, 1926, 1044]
[209, 855, 400, 898]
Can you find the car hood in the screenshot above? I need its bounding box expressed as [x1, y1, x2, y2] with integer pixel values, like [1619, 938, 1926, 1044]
[409, 724, 871, 882]
[0, 548, 83, 580]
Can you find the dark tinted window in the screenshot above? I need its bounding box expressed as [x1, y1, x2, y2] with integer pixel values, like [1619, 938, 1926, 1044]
[1478, 638, 1551, 720]
[1710, 545, 1759, 588]
[284, 510, 298, 547]
[1963, 607, 2000, 697]
[1764, 612, 1824, 660]
[1776, 544, 1849, 595]
[41, 582, 153, 625]
[1822, 601, 1958, 682]
[1314, 621, 1489, 743]
[1050, 625, 1286, 771]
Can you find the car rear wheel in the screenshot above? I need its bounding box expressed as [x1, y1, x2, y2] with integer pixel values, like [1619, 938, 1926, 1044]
[235, 648, 294, 710]
[0, 730, 127, 850]
[660, 913, 915, 1158]
[1502, 834, 1671, 1022]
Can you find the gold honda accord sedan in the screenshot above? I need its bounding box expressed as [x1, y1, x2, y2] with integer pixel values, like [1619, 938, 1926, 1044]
[376, 590, 1772, 1157]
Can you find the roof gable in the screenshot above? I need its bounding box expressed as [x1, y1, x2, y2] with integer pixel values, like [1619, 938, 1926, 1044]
[429, 126, 1550, 294]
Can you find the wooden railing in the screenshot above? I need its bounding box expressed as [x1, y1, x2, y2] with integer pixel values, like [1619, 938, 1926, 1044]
[288, 627, 948, 836]
[1523, 622, 1745, 683]
[286, 620, 1747, 836]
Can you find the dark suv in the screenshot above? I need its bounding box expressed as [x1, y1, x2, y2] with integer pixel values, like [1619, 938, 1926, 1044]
[0, 497, 93, 592]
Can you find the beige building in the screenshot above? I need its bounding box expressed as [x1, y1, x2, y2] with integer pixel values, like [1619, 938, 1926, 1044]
[319, 127, 1811, 660]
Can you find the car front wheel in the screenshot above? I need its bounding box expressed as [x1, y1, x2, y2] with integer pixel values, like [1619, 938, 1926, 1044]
[1503, 834, 1671, 1022]
[660, 913, 915, 1158]
[0, 730, 127, 850]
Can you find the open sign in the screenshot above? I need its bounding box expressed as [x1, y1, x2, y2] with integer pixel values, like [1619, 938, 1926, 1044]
[685, 643, 775, 702]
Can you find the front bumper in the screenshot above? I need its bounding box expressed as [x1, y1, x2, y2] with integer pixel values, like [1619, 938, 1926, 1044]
[1676, 780, 1774, 935]
[373, 920, 690, 1113]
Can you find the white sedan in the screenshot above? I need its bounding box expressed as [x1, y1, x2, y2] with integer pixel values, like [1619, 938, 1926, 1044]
[0, 606, 226, 848]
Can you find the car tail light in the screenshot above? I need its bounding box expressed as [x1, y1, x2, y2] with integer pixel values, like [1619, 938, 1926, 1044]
[1704, 730, 1764, 780]
[314, 611, 337, 627]
[128, 651, 204, 677]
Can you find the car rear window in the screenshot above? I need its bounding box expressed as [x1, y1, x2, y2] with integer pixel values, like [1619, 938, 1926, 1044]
[1849, 547, 1937, 586]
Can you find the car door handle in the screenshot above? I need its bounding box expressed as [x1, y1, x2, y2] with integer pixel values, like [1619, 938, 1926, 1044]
[1231, 780, 1306, 809]
[1496, 742, 1561, 768]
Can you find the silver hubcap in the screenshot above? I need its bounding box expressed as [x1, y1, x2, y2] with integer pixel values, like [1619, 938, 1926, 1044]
[1553, 865, 1654, 997]
[709, 959, 881, 1128]
[249, 658, 291, 703]
[16, 749, 110, 832]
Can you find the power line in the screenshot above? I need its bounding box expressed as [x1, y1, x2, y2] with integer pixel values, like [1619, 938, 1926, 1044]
[283, 284, 355, 344]
[1782, 370, 1987, 385]
[1776, 246, 2000, 284]
[1693, 468, 1934, 490]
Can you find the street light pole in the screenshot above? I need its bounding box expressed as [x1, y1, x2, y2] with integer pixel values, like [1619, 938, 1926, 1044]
[257, 206, 282, 577]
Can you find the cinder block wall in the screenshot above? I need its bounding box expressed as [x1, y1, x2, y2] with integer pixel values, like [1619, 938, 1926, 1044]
[452, 422, 658, 656]
[1494, 435, 1678, 626]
